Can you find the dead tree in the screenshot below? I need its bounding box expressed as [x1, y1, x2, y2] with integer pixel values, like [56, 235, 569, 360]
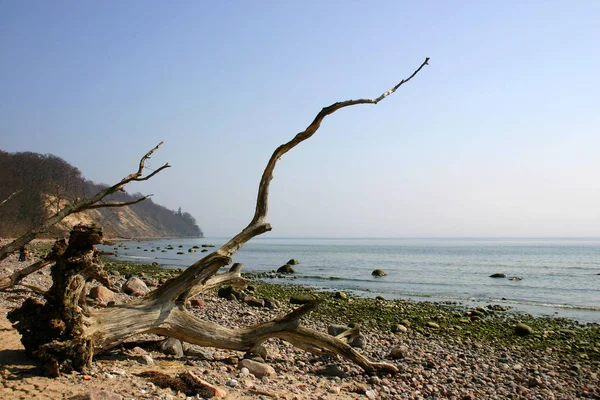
[0, 143, 170, 288]
[8, 58, 429, 376]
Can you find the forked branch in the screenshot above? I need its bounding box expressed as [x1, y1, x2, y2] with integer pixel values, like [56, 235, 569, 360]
[0, 143, 169, 264]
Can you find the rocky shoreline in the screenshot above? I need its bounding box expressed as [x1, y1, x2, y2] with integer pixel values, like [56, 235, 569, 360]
[0, 243, 598, 399]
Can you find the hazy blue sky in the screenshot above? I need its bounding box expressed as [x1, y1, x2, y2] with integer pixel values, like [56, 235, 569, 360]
[1, 1, 599, 237]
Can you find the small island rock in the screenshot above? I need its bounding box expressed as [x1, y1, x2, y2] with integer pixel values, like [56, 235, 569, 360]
[371, 269, 387, 277]
[277, 264, 295, 274]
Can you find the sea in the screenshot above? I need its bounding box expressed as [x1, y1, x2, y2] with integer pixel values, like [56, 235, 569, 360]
[97, 237, 600, 323]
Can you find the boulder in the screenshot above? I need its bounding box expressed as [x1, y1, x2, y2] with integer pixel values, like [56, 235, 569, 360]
[315, 364, 347, 378]
[159, 337, 184, 357]
[490, 273, 506, 278]
[189, 299, 205, 308]
[277, 264, 295, 274]
[89, 286, 115, 303]
[388, 345, 409, 359]
[514, 323, 534, 336]
[263, 298, 278, 309]
[243, 296, 265, 308]
[286, 259, 299, 265]
[334, 291, 347, 300]
[290, 293, 316, 305]
[123, 277, 148, 296]
[349, 335, 365, 348]
[328, 324, 349, 336]
[238, 359, 276, 378]
[393, 324, 408, 333]
[218, 286, 241, 301]
[371, 269, 387, 277]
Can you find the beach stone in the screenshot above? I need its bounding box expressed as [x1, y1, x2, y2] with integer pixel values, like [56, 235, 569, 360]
[350, 383, 369, 394]
[290, 293, 316, 304]
[375, 295, 385, 301]
[388, 345, 409, 359]
[159, 337, 184, 357]
[184, 346, 214, 359]
[89, 286, 115, 303]
[286, 259, 299, 265]
[189, 298, 205, 308]
[277, 264, 295, 273]
[365, 390, 377, 399]
[243, 296, 265, 308]
[490, 273, 506, 278]
[334, 291, 347, 300]
[315, 365, 347, 378]
[514, 323, 534, 336]
[72, 390, 123, 400]
[328, 324, 349, 336]
[122, 277, 148, 296]
[371, 269, 387, 277]
[393, 324, 408, 333]
[349, 335, 365, 348]
[427, 321, 440, 329]
[238, 359, 276, 378]
[226, 379, 239, 388]
[141, 355, 154, 365]
[263, 298, 279, 309]
[218, 286, 241, 300]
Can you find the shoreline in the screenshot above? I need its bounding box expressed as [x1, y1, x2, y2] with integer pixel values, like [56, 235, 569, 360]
[0, 245, 598, 398]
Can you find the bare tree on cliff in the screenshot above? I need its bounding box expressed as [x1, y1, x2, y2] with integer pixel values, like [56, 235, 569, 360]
[7, 58, 430, 377]
[0, 144, 170, 289]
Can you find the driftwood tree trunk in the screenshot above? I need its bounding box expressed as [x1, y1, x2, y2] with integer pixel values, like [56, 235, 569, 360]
[8, 58, 429, 376]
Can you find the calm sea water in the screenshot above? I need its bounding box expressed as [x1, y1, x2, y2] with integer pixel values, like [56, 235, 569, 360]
[98, 238, 600, 323]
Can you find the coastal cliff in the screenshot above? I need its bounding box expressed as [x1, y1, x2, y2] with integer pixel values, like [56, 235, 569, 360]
[0, 150, 203, 238]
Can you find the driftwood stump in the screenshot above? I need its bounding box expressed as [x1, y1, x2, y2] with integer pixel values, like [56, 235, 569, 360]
[8, 224, 114, 375]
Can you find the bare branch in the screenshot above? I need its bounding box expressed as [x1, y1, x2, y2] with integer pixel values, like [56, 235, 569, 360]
[0, 143, 169, 263]
[86, 195, 152, 210]
[0, 189, 22, 208]
[215, 57, 430, 258]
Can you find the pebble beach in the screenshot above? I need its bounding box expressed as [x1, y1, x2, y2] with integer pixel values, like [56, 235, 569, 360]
[0, 241, 598, 399]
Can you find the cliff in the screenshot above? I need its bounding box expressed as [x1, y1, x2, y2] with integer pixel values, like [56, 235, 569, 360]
[0, 150, 203, 238]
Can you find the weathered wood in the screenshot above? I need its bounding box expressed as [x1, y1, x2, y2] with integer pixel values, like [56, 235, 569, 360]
[8, 59, 429, 376]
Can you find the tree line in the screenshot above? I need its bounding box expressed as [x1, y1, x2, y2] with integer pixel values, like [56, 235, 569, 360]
[0, 150, 202, 238]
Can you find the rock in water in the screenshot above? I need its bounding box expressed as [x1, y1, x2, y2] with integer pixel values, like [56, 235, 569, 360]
[286, 259, 299, 265]
[490, 273, 507, 278]
[277, 264, 295, 273]
[371, 269, 387, 277]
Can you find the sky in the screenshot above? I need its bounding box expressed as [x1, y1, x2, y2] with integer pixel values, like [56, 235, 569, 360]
[1, 1, 599, 238]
